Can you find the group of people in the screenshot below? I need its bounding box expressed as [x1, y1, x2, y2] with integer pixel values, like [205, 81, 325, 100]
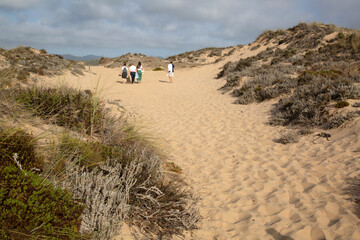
[119, 61, 175, 84]
[120, 62, 143, 84]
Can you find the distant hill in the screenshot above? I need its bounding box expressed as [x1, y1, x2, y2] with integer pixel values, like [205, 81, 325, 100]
[61, 54, 102, 62]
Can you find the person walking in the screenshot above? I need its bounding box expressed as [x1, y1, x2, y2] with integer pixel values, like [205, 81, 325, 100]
[167, 61, 174, 83]
[129, 63, 137, 84]
[120, 63, 128, 83]
[136, 61, 143, 83]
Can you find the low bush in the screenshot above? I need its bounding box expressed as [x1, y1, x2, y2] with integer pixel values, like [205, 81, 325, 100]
[0, 165, 85, 240]
[336, 101, 350, 108]
[325, 112, 356, 129]
[0, 127, 43, 172]
[152, 67, 164, 71]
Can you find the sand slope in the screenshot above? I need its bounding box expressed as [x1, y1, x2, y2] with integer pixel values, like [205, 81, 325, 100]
[51, 54, 360, 239]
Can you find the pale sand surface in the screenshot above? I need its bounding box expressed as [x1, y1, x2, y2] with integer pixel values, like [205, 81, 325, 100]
[46, 51, 360, 239]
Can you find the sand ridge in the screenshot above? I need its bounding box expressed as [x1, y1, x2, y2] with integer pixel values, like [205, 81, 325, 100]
[51, 56, 360, 239]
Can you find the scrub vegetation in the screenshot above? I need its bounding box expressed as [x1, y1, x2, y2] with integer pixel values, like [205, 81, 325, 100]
[0, 48, 199, 239]
[217, 23, 360, 130]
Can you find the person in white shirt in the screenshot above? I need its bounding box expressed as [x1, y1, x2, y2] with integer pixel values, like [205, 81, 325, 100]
[129, 63, 137, 84]
[167, 61, 174, 83]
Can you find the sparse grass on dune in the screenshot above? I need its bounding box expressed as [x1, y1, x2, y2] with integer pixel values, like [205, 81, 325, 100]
[218, 23, 360, 130]
[11, 86, 105, 135]
[0, 84, 199, 239]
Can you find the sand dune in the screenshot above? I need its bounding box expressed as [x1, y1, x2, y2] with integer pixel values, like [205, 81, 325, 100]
[48, 47, 360, 239]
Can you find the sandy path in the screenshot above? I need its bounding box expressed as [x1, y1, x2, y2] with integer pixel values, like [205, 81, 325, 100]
[56, 62, 360, 239]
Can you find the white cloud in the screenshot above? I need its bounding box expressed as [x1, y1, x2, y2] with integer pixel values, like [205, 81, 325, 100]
[0, 0, 43, 9]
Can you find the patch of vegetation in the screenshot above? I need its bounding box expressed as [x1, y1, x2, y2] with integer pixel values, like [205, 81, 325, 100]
[353, 102, 360, 107]
[231, 65, 298, 104]
[347, 177, 360, 206]
[39, 49, 47, 54]
[336, 101, 350, 108]
[218, 22, 360, 129]
[12, 86, 107, 135]
[208, 49, 222, 57]
[250, 44, 261, 51]
[0, 127, 44, 172]
[337, 31, 360, 52]
[0, 126, 85, 239]
[270, 77, 360, 126]
[152, 67, 164, 71]
[55, 133, 198, 239]
[0, 67, 30, 87]
[164, 161, 182, 174]
[0, 46, 85, 82]
[0, 84, 199, 239]
[0, 166, 85, 240]
[325, 112, 356, 129]
[275, 132, 299, 144]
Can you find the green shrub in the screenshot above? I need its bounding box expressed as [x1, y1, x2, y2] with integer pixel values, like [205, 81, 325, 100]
[0, 165, 85, 240]
[336, 101, 350, 108]
[152, 67, 164, 71]
[0, 127, 43, 171]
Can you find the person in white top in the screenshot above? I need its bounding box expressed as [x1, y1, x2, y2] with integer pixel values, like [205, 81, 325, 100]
[167, 61, 174, 83]
[129, 63, 137, 84]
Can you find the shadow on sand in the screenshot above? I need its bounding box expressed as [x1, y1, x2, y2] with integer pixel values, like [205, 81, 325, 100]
[266, 228, 295, 240]
[159, 80, 171, 83]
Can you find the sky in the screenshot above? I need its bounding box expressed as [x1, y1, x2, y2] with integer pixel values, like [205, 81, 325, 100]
[0, 0, 359, 58]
